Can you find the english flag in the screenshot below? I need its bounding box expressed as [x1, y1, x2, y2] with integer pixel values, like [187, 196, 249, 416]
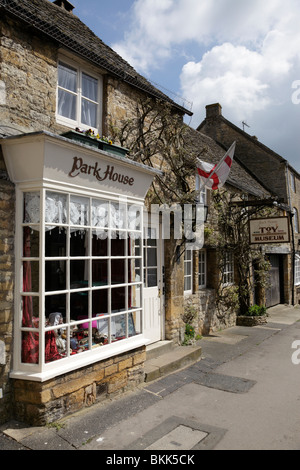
[197, 142, 236, 190]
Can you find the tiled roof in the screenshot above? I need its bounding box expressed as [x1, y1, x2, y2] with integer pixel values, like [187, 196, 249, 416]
[0, 0, 192, 116]
[184, 126, 272, 198]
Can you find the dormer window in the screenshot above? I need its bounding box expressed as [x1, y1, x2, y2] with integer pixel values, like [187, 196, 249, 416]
[57, 59, 102, 132]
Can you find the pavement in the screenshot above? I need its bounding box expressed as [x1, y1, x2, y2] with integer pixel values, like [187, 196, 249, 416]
[1, 303, 300, 453]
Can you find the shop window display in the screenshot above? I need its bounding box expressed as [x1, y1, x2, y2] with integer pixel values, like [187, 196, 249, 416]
[20, 190, 143, 369]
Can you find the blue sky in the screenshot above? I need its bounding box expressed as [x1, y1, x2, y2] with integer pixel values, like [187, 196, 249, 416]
[71, 0, 300, 173]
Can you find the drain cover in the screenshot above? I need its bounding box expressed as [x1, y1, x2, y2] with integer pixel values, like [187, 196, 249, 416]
[146, 425, 208, 450]
[127, 416, 227, 451]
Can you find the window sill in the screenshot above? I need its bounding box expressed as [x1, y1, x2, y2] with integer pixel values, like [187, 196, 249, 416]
[10, 336, 148, 383]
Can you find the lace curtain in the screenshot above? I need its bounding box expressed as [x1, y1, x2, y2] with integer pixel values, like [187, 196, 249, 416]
[24, 193, 141, 233]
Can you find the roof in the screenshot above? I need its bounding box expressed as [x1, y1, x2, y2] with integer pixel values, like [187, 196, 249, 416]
[0, 0, 192, 117]
[184, 126, 272, 198]
[198, 105, 300, 178]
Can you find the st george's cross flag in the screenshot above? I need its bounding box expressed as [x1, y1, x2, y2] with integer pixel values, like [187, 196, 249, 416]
[197, 142, 236, 191]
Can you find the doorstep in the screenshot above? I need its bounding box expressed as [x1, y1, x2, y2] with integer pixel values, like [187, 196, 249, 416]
[144, 341, 202, 383]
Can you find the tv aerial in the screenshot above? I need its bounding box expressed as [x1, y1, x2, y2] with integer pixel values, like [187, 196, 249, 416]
[242, 121, 250, 132]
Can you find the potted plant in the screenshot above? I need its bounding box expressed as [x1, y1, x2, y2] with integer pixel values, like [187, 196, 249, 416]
[236, 305, 268, 327]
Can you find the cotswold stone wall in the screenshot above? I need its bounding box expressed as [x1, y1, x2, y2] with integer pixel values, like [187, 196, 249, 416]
[0, 16, 58, 134]
[184, 290, 237, 336]
[0, 150, 15, 424]
[13, 346, 146, 426]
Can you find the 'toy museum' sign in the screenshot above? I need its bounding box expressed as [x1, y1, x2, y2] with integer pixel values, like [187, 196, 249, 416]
[249, 217, 290, 244]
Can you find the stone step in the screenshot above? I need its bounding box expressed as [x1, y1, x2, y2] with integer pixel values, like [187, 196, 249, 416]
[146, 340, 175, 360]
[144, 343, 202, 383]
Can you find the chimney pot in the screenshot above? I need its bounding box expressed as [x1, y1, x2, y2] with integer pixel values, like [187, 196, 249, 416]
[206, 103, 222, 119]
[53, 0, 75, 13]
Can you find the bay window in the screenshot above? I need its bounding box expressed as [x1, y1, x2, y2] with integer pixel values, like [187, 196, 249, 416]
[18, 189, 143, 378]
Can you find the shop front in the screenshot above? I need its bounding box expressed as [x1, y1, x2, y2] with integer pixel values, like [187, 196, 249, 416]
[1, 131, 161, 423]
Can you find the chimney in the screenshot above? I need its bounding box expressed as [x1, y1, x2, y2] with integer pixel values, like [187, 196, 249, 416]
[206, 103, 222, 119]
[53, 0, 75, 13]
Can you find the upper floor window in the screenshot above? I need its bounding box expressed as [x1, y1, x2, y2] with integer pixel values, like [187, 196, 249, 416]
[290, 172, 296, 193]
[57, 60, 102, 131]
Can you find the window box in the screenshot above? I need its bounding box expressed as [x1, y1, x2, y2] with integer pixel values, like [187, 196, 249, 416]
[62, 130, 129, 158]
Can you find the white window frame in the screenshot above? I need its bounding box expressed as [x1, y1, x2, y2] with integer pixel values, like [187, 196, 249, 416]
[291, 172, 296, 193]
[184, 248, 193, 294]
[198, 249, 207, 289]
[196, 174, 207, 204]
[295, 255, 300, 286]
[56, 56, 103, 133]
[12, 185, 145, 382]
[222, 251, 234, 286]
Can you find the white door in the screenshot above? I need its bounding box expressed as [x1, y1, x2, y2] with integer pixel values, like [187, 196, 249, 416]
[143, 215, 164, 344]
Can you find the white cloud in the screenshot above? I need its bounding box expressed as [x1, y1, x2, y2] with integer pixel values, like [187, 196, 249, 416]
[112, 0, 300, 170]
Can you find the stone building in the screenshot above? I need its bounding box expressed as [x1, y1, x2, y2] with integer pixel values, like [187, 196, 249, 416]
[0, 0, 286, 426]
[199, 103, 300, 307]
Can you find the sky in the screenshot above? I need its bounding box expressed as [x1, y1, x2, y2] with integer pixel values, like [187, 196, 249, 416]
[70, 0, 300, 173]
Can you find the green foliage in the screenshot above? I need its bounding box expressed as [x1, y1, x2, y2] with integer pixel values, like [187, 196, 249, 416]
[244, 305, 267, 317]
[182, 323, 201, 345]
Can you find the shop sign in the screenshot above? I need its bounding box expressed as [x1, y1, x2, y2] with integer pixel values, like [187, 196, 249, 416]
[249, 217, 290, 244]
[68, 156, 135, 186]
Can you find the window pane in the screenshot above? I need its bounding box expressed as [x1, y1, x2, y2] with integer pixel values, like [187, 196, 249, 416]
[92, 289, 108, 315]
[92, 259, 108, 286]
[111, 259, 125, 285]
[70, 291, 88, 321]
[82, 73, 98, 101]
[45, 192, 67, 225]
[23, 261, 39, 292]
[111, 234, 125, 256]
[58, 89, 77, 121]
[70, 230, 88, 257]
[45, 228, 66, 257]
[22, 295, 39, 327]
[128, 258, 141, 283]
[112, 286, 126, 312]
[70, 196, 89, 226]
[92, 232, 108, 256]
[45, 260, 66, 292]
[22, 331, 39, 364]
[24, 192, 40, 224]
[147, 268, 157, 287]
[23, 227, 39, 258]
[147, 247, 157, 267]
[92, 200, 109, 228]
[58, 62, 77, 92]
[184, 277, 191, 292]
[71, 259, 88, 288]
[81, 99, 97, 128]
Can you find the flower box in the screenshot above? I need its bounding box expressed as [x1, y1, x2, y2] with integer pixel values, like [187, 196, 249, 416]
[62, 131, 129, 158]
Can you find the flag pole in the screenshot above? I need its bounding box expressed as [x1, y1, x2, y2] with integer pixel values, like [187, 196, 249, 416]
[197, 142, 236, 194]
